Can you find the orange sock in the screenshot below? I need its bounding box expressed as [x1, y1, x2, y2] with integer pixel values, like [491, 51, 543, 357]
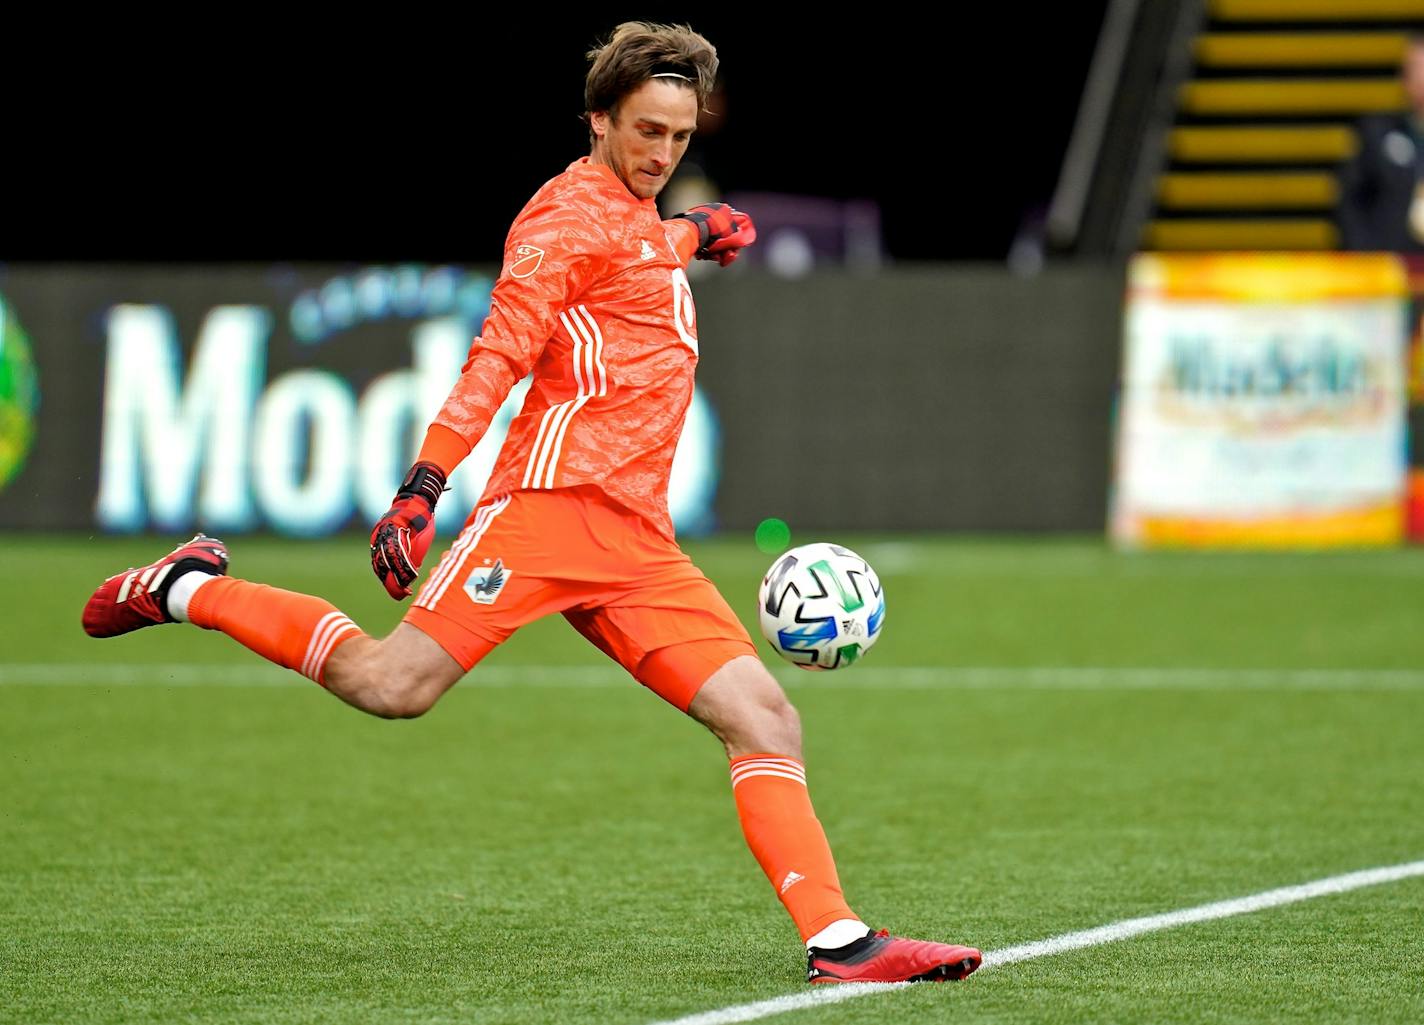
[187, 577, 365, 686]
[730, 753, 857, 941]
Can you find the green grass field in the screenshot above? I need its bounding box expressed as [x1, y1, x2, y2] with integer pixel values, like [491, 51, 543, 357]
[3, 535, 1423, 1024]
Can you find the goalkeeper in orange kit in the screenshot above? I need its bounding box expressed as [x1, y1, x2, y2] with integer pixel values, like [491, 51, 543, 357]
[82, 22, 981, 985]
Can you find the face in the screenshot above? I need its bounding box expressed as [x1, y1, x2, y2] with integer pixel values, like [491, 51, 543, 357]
[590, 78, 699, 200]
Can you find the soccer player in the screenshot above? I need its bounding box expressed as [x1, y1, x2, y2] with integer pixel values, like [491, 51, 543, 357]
[82, 22, 981, 986]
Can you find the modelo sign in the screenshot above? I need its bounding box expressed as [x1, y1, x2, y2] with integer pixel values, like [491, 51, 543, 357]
[95, 265, 719, 537]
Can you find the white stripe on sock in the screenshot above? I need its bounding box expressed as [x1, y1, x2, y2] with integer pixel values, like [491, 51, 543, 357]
[732, 758, 805, 772]
[300, 612, 346, 679]
[304, 620, 360, 683]
[730, 763, 807, 782]
[731, 769, 808, 787]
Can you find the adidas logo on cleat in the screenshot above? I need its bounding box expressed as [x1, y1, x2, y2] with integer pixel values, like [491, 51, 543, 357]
[115, 563, 176, 604]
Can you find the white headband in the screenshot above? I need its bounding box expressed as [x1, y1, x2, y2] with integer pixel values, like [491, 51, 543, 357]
[651, 72, 692, 82]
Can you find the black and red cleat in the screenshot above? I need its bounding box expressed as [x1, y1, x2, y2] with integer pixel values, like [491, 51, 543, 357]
[82, 534, 229, 638]
[807, 929, 982, 984]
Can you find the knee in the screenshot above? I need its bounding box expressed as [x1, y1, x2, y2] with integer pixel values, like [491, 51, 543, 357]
[755, 690, 802, 754]
[756, 685, 801, 741]
[689, 657, 803, 758]
[728, 693, 801, 758]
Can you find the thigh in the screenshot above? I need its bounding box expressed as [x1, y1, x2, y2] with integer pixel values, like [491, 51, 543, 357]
[565, 559, 758, 711]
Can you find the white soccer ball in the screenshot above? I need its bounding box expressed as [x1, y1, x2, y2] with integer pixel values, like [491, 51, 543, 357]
[757, 543, 885, 670]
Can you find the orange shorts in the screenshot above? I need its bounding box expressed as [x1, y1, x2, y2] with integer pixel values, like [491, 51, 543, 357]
[403, 485, 757, 711]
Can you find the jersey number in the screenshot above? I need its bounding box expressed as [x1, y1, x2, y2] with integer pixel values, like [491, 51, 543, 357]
[671, 268, 699, 355]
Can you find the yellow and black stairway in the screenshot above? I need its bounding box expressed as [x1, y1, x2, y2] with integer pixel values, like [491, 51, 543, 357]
[1148, 0, 1424, 250]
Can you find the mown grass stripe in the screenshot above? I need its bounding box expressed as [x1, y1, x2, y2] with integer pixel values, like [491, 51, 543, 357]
[4, 663, 1424, 691]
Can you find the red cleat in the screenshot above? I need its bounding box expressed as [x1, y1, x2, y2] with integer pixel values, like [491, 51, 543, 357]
[807, 929, 982, 984]
[82, 534, 229, 638]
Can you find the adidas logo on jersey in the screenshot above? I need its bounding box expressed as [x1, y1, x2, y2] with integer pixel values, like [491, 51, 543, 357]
[464, 559, 512, 605]
[640, 240, 657, 261]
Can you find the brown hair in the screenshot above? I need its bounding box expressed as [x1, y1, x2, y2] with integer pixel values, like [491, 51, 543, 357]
[584, 22, 718, 122]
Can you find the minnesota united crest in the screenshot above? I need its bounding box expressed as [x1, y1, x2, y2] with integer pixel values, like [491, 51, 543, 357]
[464, 559, 511, 605]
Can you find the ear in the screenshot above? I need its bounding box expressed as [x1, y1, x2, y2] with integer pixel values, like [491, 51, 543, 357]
[590, 110, 610, 141]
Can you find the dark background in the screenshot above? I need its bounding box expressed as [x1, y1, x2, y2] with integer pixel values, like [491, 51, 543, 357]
[10, 12, 1106, 263]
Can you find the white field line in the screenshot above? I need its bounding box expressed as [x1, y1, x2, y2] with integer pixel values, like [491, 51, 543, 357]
[3, 663, 1424, 691]
[646, 859, 1424, 1025]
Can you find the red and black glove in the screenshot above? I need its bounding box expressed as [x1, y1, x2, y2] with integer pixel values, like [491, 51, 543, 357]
[673, 203, 757, 266]
[370, 461, 447, 599]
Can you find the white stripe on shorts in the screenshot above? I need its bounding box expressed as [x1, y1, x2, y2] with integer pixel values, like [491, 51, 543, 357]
[414, 495, 512, 611]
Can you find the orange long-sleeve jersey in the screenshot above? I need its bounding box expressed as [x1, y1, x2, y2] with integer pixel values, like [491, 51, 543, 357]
[423, 158, 704, 539]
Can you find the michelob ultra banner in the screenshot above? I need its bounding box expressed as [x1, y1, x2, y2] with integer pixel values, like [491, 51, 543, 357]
[1113, 253, 1409, 548]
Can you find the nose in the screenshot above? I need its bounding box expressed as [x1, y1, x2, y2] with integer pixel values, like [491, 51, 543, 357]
[651, 140, 674, 169]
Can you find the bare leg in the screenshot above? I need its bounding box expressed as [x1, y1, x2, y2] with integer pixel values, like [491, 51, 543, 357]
[684, 653, 860, 941]
[687, 654, 802, 758]
[320, 623, 467, 719]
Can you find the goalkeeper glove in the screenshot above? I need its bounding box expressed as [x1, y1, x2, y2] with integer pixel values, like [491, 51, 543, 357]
[672, 203, 757, 266]
[370, 461, 447, 600]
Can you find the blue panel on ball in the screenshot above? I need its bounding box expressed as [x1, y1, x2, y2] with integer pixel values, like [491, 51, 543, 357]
[867, 600, 885, 636]
[778, 617, 838, 651]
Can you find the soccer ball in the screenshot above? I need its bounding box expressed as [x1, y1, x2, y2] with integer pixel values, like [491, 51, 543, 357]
[757, 543, 885, 670]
